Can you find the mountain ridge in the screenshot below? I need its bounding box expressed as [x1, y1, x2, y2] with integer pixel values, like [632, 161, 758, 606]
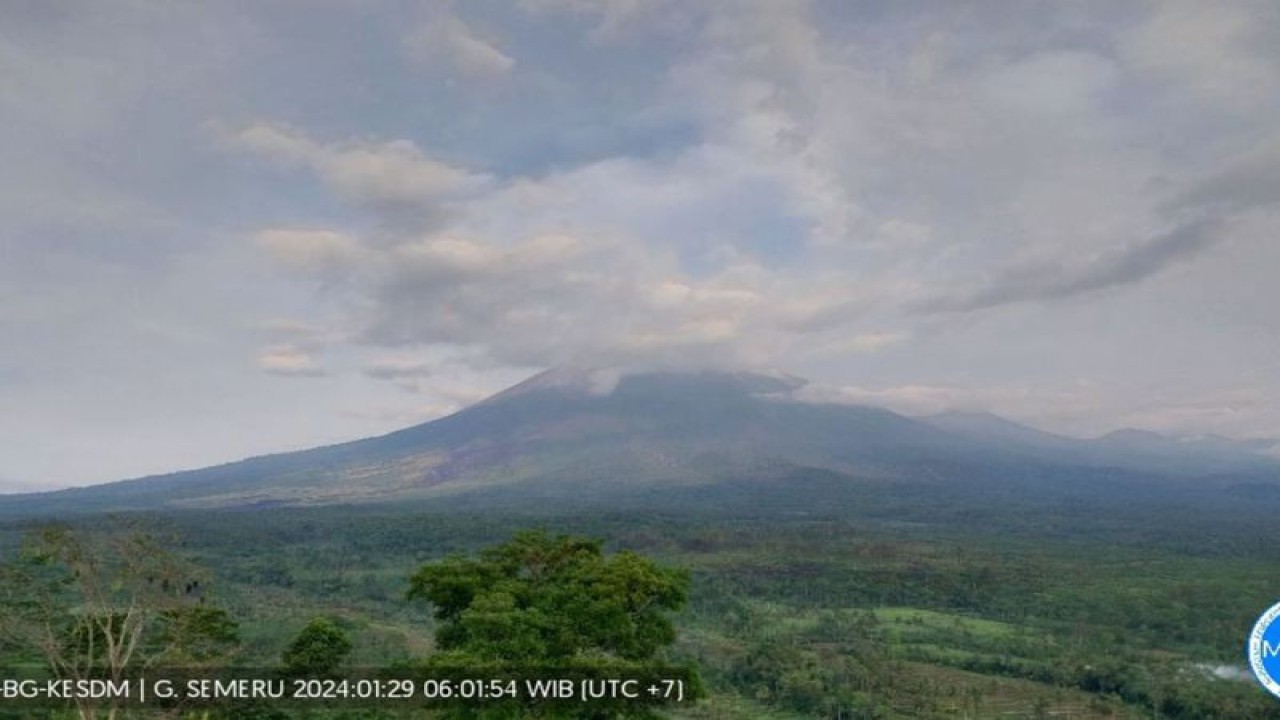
[2, 368, 1277, 516]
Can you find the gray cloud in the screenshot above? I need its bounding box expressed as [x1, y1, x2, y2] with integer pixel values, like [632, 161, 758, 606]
[1171, 137, 1280, 215]
[920, 217, 1224, 313]
[6, 0, 1280, 487]
[241, 0, 1280, 376]
[920, 134, 1280, 314]
[283, 229, 773, 369]
[362, 360, 437, 381]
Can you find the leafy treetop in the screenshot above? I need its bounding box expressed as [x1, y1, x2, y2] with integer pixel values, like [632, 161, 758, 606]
[408, 530, 689, 664]
[282, 616, 353, 677]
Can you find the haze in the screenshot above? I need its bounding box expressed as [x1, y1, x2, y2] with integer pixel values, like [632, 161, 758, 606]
[2, 1, 1278, 489]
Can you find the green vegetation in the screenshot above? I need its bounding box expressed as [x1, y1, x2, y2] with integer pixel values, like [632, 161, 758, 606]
[409, 530, 698, 718]
[2, 498, 1280, 718]
[409, 530, 688, 664]
[0, 522, 239, 720]
[282, 617, 353, 678]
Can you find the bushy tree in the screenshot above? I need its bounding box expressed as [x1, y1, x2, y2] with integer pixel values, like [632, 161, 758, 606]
[408, 530, 699, 718]
[282, 616, 353, 677]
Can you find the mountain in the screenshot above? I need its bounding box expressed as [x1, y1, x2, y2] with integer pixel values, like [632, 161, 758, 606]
[921, 411, 1078, 452]
[922, 411, 1280, 477]
[3, 369, 1278, 516]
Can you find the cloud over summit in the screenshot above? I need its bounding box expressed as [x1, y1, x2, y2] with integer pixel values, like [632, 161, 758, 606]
[4, 0, 1280, 486]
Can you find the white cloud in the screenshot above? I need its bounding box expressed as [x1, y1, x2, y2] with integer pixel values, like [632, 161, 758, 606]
[11, 0, 1280, 488]
[791, 382, 969, 416]
[256, 346, 326, 377]
[517, 0, 695, 41]
[229, 2, 1280, 426]
[817, 332, 909, 357]
[1121, 1, 1280, 106]
[235, 123, 491, 226]
[980, 51, 1118, 117]
[788, 379, 1118, 437]
[403, 10, 515, 78]
[231, 0, 1274, 375]
[256, 229, 368, 280]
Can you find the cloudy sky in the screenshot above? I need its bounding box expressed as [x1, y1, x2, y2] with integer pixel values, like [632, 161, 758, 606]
[3, 0, 1279, 490]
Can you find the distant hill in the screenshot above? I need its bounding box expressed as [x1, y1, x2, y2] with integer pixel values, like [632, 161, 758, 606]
[3, 368, 1278, 516]
[921, 411, 1280, 477]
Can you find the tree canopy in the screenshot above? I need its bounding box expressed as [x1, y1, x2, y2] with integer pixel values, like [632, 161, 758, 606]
[408, 530, 698, 717]
[409, 530, 688, 664]
[282, 616, 353, 677]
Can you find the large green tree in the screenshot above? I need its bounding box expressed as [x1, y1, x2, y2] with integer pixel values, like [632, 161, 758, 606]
[408, 530, 698, 718]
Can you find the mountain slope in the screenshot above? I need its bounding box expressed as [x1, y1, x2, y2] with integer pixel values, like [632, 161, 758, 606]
[921, 411, 1280, 477]
[3, 369, 1278, 516]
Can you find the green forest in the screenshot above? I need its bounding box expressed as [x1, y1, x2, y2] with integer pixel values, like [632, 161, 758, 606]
[3, 495, 1280, 719]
